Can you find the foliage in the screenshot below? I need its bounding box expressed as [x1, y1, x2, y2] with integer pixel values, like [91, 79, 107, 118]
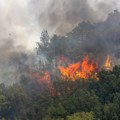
[0, 65, 120, 119]
[66, 112, 95, 120]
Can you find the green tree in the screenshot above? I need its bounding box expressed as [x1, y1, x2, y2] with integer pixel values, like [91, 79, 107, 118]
[37, 30, 50, 52]
[102, 103, 119, 120]
[66, 112, 95, 120]
[47, 103, 67, 119]
[6, 84, 30, 119]
[0, 95, 9, 119]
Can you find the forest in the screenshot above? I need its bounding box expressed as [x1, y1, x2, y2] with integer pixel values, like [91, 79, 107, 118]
[1, 10, 120, 120]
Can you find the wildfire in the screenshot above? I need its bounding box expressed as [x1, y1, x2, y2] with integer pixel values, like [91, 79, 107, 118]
[104, 55, 111, 70]
[29, 70, 55, 96]
[58, 56, 98, 80]
[30, 71, 50, 84]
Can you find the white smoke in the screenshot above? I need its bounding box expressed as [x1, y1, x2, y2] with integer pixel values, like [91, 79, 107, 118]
[0, 0, 120, 85]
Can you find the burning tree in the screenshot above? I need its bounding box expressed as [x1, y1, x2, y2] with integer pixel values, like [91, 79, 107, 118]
[58, 56, 98, 80]
[104, 55, 112, 70]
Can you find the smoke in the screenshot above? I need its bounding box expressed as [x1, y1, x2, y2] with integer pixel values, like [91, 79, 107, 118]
[0, 39, 38, 85]
[30, 0, 120, 35]
[0, 0, 40, 84]
[0, 0, 41, 50]
[0, 0, 120, 47]
[0, 40, 24, 85]
[0, 0, 120, 48]
[0, 0, 120, 85]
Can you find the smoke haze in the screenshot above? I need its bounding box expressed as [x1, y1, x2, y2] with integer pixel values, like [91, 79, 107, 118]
[32, 0, 120, 35]
[0, 0, 120, 48]
[0, 0, 120, 84]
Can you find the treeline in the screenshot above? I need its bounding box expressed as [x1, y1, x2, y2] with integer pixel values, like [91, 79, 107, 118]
[1, 66, 120, 119]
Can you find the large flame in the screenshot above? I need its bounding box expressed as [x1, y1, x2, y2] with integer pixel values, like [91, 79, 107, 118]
[104, 55, 111, 70]
[58, 56, 98, 80]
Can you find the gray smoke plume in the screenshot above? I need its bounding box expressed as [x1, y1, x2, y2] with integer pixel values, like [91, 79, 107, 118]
[0, 40, 25, 85]
[0, 0, 40, 84]
[0, 0, 120, 47]
[0, 0, 41, 50]
[30, 0, 120, 35]
[0, 39, 37, 85]
[0, 0, 120, 85]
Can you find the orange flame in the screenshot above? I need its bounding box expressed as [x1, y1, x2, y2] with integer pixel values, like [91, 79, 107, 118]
[29, 70, 55, 96]
[104, 55, 111, 70]
[58, 56, 98, 80]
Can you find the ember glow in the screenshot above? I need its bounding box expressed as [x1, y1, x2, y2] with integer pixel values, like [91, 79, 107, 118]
[104, 55, 111, 70]
[29, 70, 55, 95]
[30, 71, 50, 84]
[58, 56, 98, 80]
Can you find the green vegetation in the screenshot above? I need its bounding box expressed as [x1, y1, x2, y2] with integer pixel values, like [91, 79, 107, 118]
[0, 66, 120, 119]
[66, 112, 95, 120]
